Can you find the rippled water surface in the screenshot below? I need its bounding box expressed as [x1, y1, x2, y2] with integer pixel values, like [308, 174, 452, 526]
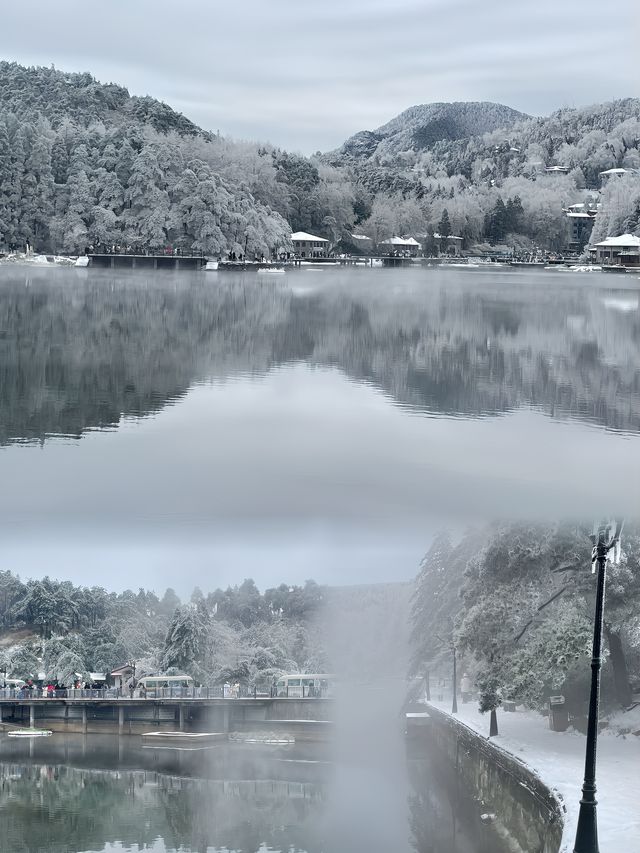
[1, 264, 639, 587]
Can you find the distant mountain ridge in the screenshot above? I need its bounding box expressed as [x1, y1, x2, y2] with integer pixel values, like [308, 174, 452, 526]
[331, 101, 529, 161]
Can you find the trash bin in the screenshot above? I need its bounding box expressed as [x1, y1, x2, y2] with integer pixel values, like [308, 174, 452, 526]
[548, 695, 569, 732]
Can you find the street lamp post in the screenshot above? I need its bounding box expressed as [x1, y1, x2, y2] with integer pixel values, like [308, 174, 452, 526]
[573, 519, 623, 853]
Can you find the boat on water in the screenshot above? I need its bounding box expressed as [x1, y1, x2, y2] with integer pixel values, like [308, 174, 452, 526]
[257, 267, 285, 275]
[601, 265, 628, 274]
[75, 256, 90, 267]
[205, 260, 219, 271]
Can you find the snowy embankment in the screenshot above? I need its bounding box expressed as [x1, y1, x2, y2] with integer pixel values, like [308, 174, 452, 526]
[0, 252, 77, 266]
[426, 699, 640, 853]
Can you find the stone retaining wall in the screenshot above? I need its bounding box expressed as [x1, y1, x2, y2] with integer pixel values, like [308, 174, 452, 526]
[424, 704, 564, 853]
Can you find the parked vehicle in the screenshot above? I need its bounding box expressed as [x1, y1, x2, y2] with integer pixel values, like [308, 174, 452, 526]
[275, 673, 333, 698]
[136, 675, 194, 697]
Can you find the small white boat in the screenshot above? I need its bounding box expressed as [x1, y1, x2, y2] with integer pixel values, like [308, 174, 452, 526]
[8, 728, 53, 738]
[257, 267, 285, 275]
[205, 260, 219, 271]
[75, 256, 90, 268]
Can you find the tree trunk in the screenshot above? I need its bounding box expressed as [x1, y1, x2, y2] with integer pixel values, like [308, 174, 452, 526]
[604, 623, 632, 707]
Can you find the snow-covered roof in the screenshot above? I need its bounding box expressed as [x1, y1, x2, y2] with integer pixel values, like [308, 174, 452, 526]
[351, 233, 372, 240]
[433, 233, 463, 240]
[599, 168, 629, 177]
[593, 234, 640, 248]
[111, 663, 135, 675]
[567, 203, 585, 210]
[291, 231, 329, 242]
[566, 212, 593, 219]
[380, 236, 421, 246]
[76, 672, 106, 681]
[545, 165, 569, 172]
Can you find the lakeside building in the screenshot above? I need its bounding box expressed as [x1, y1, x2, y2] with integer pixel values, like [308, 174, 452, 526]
[589, 233, 640, 267]
[290, 231, 329, 258]
[565, 211, 596, 250]
[379, 236, 421, 257]
[544, 165, 570, 175]
[111, 662, 137, 690]
[433, 233, 463, 256]
[598, 167, 638, 180]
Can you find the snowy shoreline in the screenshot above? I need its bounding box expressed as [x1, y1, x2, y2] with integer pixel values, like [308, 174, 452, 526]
[0, 252, 78, 266]
[425, 699, 640, 852]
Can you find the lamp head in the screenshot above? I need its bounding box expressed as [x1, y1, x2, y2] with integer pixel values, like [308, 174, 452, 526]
[590, 519, 624, 571]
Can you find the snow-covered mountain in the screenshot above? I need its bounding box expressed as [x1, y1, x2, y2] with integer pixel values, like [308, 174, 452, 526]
[331, 101, 528, 161]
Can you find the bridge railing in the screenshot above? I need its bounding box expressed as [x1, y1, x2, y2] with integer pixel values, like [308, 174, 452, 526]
[0, 685, 277, 700]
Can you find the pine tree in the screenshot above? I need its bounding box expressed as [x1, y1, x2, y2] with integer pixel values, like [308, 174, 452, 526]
[51, 136, 69, 184]
[488, 197, 508, 243]
[437, 208, 452, 237]
[163, 605, 208, 672]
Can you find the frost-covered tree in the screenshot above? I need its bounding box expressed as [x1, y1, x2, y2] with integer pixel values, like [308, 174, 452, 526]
[163, 605, 208, 674]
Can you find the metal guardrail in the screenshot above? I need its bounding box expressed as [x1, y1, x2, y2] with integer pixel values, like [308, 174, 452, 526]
[0, 686, 285, 700]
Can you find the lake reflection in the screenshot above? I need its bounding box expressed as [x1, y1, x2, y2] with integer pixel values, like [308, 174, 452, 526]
[0, 733, 506, 853]
[1, 265, 639, 588]
[1, 266, 640, 440]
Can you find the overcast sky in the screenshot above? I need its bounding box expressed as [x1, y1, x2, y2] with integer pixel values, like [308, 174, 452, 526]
[0, 0, 636, 153]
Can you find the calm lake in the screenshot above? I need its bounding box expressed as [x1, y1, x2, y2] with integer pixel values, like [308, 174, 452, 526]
[0, 728, 504, 853]
[0, 264, 639, 589]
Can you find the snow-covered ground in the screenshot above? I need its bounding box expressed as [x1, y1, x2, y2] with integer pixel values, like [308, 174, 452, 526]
[426, 699, 640, 852]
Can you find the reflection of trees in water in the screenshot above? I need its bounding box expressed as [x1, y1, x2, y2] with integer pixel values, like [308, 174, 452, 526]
[1, 270, 639, 444]
[0, 760, 326, 853]
[0, 272, 289, 445]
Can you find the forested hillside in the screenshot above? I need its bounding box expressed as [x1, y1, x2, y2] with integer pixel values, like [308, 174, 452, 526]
[332, 101, 527, 162]
[327, 99, 640, 251]
[0, 571, 329, 688]
[0, 63, 360, 255]
[0, 61, 203, 136]
[411, 523, 640, 716]
[0, 61, 638, 257]
[0, 564, 412, 689]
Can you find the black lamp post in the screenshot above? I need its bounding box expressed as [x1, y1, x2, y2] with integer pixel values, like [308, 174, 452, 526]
[573, 519, 623, 853]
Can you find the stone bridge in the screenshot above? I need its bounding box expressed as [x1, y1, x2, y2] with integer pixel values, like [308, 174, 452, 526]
[0, 696, 333, 736]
